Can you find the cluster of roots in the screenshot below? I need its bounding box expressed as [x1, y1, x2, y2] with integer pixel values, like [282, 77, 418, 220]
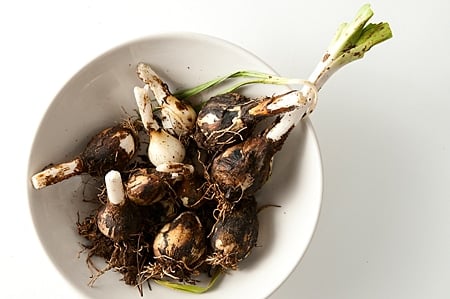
[76, 186, 259, 295]
[139, 256, 203, 284]
[205, 252, 241, 271]
[77, 213, 154, 288]
[74, 101, 269, 295]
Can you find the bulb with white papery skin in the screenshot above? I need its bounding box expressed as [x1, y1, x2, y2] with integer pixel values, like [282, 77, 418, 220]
[97, 170, 141, 242]
[136, 62, 197, 137]
[133, 83, 187, 167]
[159, 95, 197, 137]
[31, 124, 137, 190]
[148, 129, 186, 167]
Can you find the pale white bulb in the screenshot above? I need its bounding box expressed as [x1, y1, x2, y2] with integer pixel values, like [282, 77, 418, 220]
[148, 130, 186, 166]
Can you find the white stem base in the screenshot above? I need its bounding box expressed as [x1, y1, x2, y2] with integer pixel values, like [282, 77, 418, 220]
[105, 170, 125, 205]
[31, 158, 84, 189]
[266, 56, 334, 142]
[134, 85, 159, 132]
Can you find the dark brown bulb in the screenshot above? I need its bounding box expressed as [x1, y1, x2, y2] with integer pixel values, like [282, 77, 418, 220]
[211, 136, 283, 200]
[153, 211, 206, 268]
[31, 124, 138, 189]
[125, 168, 169, 206]
[194, 93, 253, 151]
[81, 124, 137, 175]
[96, 201, 142, 242]
[175, 174, 207, 208]
[194, 92, 298, 151]
[207, 196, 259, 270]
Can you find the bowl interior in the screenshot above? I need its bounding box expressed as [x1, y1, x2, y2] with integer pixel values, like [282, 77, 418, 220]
[27, 33, 322, 299]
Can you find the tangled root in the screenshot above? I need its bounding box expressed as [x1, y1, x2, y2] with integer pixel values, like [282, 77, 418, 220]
[138, 255, 203, 285]
[77, 213, 153, 288]
[205, 252, 240, 271]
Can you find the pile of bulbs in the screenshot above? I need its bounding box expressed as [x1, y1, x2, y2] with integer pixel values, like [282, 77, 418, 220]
[30, 4, 392, 291]
[31, 62, 312, 288]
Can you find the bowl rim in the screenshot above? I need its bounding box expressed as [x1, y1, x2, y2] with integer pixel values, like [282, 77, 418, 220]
[26, 31, 324, 299]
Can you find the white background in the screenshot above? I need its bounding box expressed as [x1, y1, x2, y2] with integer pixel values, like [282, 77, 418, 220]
[2, 0, 450, 298]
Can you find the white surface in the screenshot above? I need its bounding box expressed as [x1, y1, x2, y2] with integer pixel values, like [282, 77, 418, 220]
[26, 33, 322, 299]
[2, 0, 450, 298]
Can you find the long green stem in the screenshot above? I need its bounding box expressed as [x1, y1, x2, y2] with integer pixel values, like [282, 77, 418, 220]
[219, 76, 315, 95]
[175, 71, 240, 99]
[176, 3, 392, 141]
[175, 70, 308, 99]
[266, 3, 392, 141]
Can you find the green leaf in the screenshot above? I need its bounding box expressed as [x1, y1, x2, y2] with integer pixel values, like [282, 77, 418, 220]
[176, 69, 314, 101]
[175, 71, 241, 99]
[327, 3, 375, 57]
[175, 4, 392, 105]
[153, 270, 222, 294]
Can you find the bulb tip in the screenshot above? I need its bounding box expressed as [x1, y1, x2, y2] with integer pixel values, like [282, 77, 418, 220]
[105, 170, 125, 205]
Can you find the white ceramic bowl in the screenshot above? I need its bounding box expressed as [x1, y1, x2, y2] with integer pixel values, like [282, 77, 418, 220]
[27, 33, 323, 299]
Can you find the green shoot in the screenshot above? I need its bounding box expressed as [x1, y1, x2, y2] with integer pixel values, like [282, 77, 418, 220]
[153, 269, 222, 294]
[176, 3, 392, 103]
[267, 3, 393, 141]
[175, 70, 311, 99]
[306, 3, 392, 93]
